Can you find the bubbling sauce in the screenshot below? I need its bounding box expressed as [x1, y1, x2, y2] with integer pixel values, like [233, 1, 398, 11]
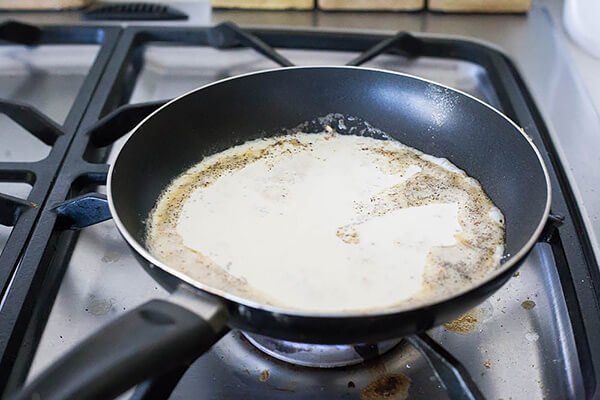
[147, 130, 504, 313]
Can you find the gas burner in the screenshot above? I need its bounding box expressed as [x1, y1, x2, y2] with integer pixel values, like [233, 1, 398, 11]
[243, 332, 401, 368]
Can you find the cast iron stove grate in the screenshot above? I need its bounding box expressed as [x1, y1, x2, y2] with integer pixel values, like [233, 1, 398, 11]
[0, 21, 120, 395]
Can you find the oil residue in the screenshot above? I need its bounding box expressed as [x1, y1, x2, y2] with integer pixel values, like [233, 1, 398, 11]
[521, 300, 536, 310]
[259, 370, 270, 382]
[360, 374, 411, 400]
[85, 296, 113, 316]
[444, 307, 485, 334]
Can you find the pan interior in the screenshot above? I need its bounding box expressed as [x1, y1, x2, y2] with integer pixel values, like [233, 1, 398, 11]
[110, 67, 549, 311]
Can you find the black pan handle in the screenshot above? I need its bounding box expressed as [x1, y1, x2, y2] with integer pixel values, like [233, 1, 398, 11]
[406, 333, 486, 400]
[10, 287, 229, 400]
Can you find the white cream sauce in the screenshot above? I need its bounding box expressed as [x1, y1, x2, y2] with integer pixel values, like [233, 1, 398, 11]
[176, 134, 462, 312]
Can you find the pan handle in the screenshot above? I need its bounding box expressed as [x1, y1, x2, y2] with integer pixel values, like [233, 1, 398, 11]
[10, 287, 229, 400]
[406, 333, 486, 400]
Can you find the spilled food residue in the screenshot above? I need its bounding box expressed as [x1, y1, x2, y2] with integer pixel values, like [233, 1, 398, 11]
[360, 374, 411, 400]
[85, 296, 113, 316]
[484, 359, 491, 369]
[521, 300, 536, 310]
[259, 370, 270, 382]
[101, 251, 121, 263]
[444, 307, 485, 334]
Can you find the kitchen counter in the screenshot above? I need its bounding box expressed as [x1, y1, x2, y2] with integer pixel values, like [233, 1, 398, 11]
[2, 0, 599, 265]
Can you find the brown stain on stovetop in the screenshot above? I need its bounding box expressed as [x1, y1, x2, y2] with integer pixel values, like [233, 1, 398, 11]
[444, 307, 485, 334]
[365, 357, 388, 379]
[361, 351, 411, 400]
[259, 369, 270, 382]
[521, 300, 536, 310]
[360, 373, 411, 400]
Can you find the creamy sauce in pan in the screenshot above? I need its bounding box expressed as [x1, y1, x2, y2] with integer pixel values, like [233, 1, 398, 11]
[147, 132, 505, 313]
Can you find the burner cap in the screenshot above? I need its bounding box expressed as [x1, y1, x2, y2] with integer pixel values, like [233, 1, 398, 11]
[243, 332, 401, 368]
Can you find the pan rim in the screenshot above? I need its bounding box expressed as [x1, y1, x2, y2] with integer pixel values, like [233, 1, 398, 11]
[107, 65, 552, 318]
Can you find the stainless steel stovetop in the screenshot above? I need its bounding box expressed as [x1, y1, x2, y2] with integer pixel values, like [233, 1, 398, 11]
[7, 44, 583, 399]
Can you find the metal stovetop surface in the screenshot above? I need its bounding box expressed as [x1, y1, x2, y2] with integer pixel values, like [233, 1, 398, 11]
[24, 46, 583, 399]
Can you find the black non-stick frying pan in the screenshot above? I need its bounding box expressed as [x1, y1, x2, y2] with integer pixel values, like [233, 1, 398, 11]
[13, 67, 550, 400]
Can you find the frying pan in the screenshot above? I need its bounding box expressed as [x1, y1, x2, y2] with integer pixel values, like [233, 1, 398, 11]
[13, 67, 550, 400]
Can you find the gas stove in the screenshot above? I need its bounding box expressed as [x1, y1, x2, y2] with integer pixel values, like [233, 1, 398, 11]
[0, 20, 598, 400]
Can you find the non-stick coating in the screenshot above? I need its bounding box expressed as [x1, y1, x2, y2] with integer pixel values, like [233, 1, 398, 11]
[110, 67, 549, 343]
